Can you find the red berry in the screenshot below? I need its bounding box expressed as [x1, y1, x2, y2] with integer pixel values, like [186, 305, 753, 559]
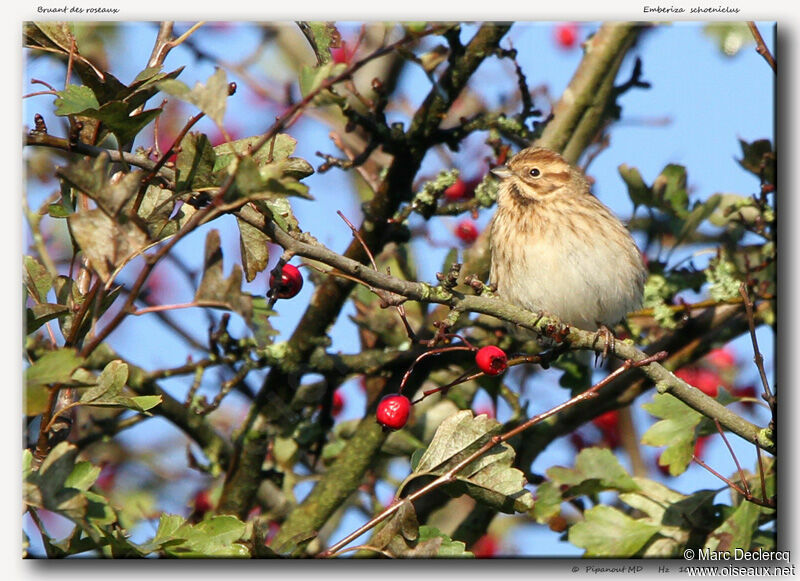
[193, 490, 213, 516]
[569, 432, 588, 451]
[475, 345, 507, 375]
[554, 23, 579, 49]
[331, 41, 355, 64]
[733, 384, 757, 409]
[269, 263, 303, 299]
[471, 534, 499, 558]
[332, 390, 344, 417]
[706, 348, 736, 369]
[455, 219, 479, 244]
[675, 367, 720, 397]
[444, 179, 468, 201]
[376, 394, 411, 430]
[592, 409, 621, 449]
[694, 435, 709, 459]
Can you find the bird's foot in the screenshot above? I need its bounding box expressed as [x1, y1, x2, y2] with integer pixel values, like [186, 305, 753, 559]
[592, 324, 616, 366]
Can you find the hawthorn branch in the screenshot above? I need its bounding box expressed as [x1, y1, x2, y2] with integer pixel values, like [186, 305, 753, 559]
[237, 204, 774, 456]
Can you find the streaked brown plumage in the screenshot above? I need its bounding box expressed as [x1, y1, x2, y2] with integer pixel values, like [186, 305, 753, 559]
[489, 147, 646, 332]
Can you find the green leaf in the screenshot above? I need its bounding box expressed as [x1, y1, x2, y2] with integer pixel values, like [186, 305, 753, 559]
[547, 447, 639, 497]
[195, 230, 253, 322]
[737, 138, 775, 184]
[552, 351, 591, 392]
[416, 526, 473, 558]
[64, 461, 101, 491]
[226, 155, 272, 200]
[47, 203, 72, 218]
[57, 153, 142, 215]
[618, 164, 652, 210]
[532, 480, 566, 524]
[24, 381, 50, 416]
[175, 132, 217, 193]
[704, 496, 762, 553]
[67, 207, 149, 283]
[661, 489, 721, 532]
[54, 84, 100, 116]
[136, 184, 181, 240]
[23, 442, 112, 526]
[250, 296, 278, 347]
[158, 68, 229, 125]
[262, 198, 300, 233]
[26, 348, 85, 388]
[414, 410, 501, 473]
[23, 255, 53, 303]
[149, 514, 250, 558]
[80, 360, 162, 412]
[299, 62, 347, 106]
[653, 164, 689, 219]
[52, 276, 85, 339]
[82, 101, 162, 146]
[212, 134, 313, 200]
[411, 410, 534, 513]
[619, 477, 693, 557]
[213, 134, 299, 169]
[641, 393, 703, 476]
[24, 22, 128, 104]
[676, 194, 722, 246]
[569, 505, 660, 557]
[236, 217, 270, 283]
[299, 21, 341, 64]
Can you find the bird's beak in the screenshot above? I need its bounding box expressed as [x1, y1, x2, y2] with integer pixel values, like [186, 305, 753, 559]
[490, 165, 513, 179]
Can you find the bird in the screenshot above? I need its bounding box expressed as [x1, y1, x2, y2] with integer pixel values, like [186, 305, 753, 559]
[489, 146, 646, 343]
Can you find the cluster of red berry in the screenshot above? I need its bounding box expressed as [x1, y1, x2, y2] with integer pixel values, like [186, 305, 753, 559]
[375, 346, 508, 430]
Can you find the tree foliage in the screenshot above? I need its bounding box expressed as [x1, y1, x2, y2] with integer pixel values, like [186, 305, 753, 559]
[22, 21, 775, 559]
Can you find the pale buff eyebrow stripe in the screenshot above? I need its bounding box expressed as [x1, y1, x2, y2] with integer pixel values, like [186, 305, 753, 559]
[546, 170, 571, 181]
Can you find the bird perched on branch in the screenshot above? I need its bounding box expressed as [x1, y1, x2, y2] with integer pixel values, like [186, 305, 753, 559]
[489, 146, 646, 343]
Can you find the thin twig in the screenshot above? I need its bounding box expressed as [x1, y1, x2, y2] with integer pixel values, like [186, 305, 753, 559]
[754, 438, 770, 505]
[337, 211, 378, 270]
[739, 283, 773, 401]
[399, 345, 474, 395]
[692, 454, 774, 508]
[337, 210, 418, 341]
[747, 22, 776, 73]
[715, 419, 751, 498]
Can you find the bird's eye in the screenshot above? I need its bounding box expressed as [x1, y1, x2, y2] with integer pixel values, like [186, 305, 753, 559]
[529, 168, 541, 178]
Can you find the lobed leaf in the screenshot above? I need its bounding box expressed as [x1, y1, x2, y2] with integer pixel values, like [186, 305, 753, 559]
[412, 410, 534, 513]
[236, 217, 270, 283]
[158, 68, 229, 125]
[67, 208, 149, 282]
[23, 255, 53, 303]
[26, 348, 85, 388]
[175, 132, 217, 193]
[641, 393, 703, 476]
[547, 447, 639, 496]
[57, 154, 142, 216]
[569, 505, 660, 557]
